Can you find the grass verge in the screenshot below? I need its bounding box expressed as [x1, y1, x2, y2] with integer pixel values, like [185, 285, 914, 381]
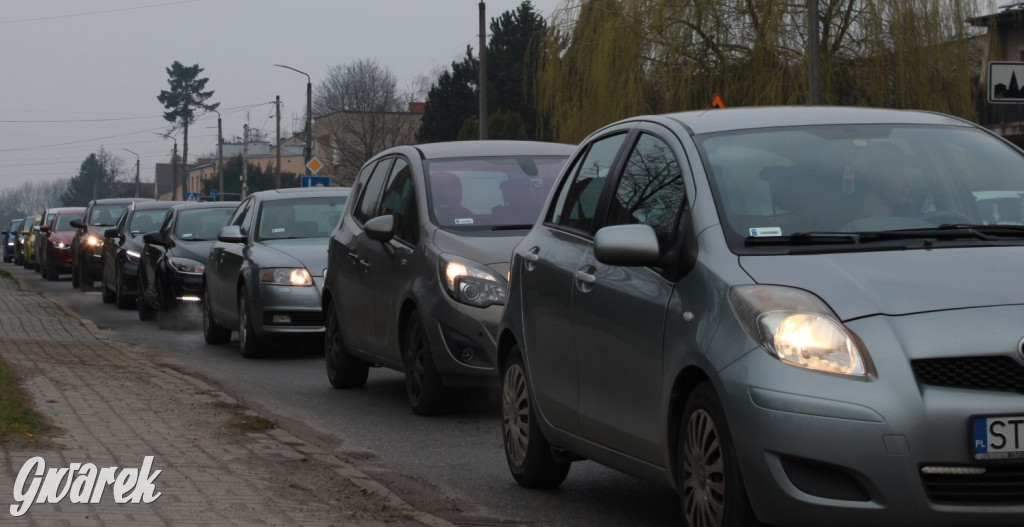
[0, 360, 50, 444]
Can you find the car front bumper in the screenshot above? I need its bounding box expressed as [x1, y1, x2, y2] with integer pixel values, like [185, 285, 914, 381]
[249, 279, 325, 339]
[719, 307, 1024, 526]
[416, 286, 503, 384]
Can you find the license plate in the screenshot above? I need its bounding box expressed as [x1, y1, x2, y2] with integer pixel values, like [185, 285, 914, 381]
[972, 415, 1024, 460]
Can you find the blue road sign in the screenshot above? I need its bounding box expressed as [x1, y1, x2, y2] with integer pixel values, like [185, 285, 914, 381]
[210, 189, 219, 198]
[185, 192, 199, 201]
[301, 176, 330, 188]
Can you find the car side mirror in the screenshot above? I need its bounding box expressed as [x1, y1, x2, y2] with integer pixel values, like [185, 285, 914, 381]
[39, 225, 50, 233]
[217, 225, 246, 243]
[104, 228, 121, 240]
[364, 215, 395, 243]
[70, 219, 84, 229]
[142, 232, 164, 246]
[593, 224, 661, 266]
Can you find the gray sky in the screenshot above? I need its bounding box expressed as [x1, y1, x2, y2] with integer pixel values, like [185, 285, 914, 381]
[0, 0, 567, 192]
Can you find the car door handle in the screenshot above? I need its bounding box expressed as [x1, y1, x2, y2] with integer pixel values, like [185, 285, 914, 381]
[523, 246, 540, 272]
[575, 265, 597, 293]
[348, 252, 370, 269]
[575, 269, 596, 285]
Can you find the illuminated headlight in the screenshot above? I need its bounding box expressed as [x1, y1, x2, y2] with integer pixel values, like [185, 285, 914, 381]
[50, 241, 68, 249]
[125, 250, 141, 264]
[439, 254, 507, 308]
[85, 234, 103, 247]
[730, 285, 869, 377]
[168, 257, 205, 275]
[6, 241, 13, 246]
[261, 268, 312, 286]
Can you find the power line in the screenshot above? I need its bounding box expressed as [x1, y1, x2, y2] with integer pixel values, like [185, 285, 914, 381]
[0, 0, 201, 25]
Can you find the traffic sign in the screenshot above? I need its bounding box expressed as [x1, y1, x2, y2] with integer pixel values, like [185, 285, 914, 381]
[306, 157, 324, 174]
[185, 192, 199, 201]
[708, 93, 727, 109]
[210, 189, 219, 199]
[988, 62, 1024, 103]
[301, 176, 330, 188]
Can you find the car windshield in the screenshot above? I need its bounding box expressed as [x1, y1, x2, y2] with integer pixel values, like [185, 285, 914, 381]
[129, 210, 168, 234]
[696, 124, 1024, 251]
[53, 214, 81, 231]
[256, 196, 347, 240]
[174, 208, 235, 241]
[424, 155, 568, 229]
[90, 204, 128, 226]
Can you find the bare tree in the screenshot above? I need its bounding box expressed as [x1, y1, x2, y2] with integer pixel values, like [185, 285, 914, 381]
[313, 59, 420, 185]
[0, 179, 70, 220]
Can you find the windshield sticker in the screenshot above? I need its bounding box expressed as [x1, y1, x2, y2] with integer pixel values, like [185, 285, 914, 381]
[748, 227, 782, 237]
[272, 228, 285, 233]
[454, 218, 474, 225]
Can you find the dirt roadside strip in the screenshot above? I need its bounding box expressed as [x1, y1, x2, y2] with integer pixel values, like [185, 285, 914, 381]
[0, 274, 459, 527]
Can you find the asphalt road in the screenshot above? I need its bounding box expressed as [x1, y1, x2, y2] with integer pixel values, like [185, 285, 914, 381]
[7, 263, 681, 527]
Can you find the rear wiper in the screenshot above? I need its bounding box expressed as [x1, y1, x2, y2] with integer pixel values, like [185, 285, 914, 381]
[745, 232, 858, 246]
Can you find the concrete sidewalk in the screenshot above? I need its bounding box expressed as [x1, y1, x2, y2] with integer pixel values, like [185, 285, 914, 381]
[0, 274, 455, 527]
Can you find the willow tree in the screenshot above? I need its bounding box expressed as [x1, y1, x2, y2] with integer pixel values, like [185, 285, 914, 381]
[535, 0, 983, 143]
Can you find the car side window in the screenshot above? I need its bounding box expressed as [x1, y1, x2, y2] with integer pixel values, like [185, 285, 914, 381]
[160, 210, 174, 238]
[378, 157, 419, 245]
[354, 157, 394, 224]
[605, 133, 687, 248]
[230, 199, 254, 235]
[551, 133, 627, 234]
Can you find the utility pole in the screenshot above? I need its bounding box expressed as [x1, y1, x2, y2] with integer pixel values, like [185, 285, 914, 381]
[274, 65, 313, 180]
[478, 1, 488, 140]
[242, 124, 249, 199]
[123, 148, 140, 198]
[172, 141, 180, 200]
[217, 113, 224, 201]
[807, 0, 822, 105]
[275, 95, 282, 189]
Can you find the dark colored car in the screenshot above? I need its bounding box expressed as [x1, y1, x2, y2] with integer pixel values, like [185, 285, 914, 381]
[38, 207, 85, 280]
[203, 188, 349, 357]
[71, 197, 153, 290]
[32, 208, 61, 274]
[3, 218, 24, 263]
[138, 201, 238, 329]
[101, 200, 182, 309]
[321, 140, 573, 415]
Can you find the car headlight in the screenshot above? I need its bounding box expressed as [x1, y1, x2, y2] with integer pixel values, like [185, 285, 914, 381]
[168, 257, 205, 275]
[439, 254, 507, 308]
[729, 285, 870, 377]
[50, 241, 68, 249]
[125, 249, 141, 264]
[85, 234, 103, 247]
[260, 267, 312, 286]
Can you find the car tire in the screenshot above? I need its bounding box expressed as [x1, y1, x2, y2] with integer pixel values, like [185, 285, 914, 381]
[324, 301, 369, 389]
[679, 382, 759, 527]
[101, 270, 115, 303]
[238, 293, 264, 358]
[137, 283, 156, 321]
[202, 289, 231, 345]
[45, 266, 58, 282]
[501, 345, 571, 488]
[156, 280, 174, 330]
[115, 269, 134, 310]
[71, 256, 80, 288]
[403, 310, 448, 416]
[78, 264, 91, 291]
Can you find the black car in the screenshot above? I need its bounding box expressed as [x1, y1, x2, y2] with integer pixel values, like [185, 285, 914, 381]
[71, 197, 153, 290]
[138, 201, 238, 329]
[101, 200, 182, 309]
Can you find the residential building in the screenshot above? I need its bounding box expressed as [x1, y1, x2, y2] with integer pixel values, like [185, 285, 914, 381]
[314, 102, 425, 186]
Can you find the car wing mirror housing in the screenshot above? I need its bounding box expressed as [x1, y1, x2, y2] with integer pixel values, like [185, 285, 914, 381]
[70, 219, 84, 230]
[217, 225, 246, 243]
[365, 215, 395, 243]
[39, 225, 50, 233]
[594, 224, 661, 266]
[142, 232, 164, 246]
[104, 228, 122, 240]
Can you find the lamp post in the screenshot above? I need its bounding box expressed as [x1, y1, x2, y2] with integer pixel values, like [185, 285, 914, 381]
[209, 108, 224, 200]
[275, 64, 313, 181]
[122, 148, 140, 198]
[156, 133, 180, 200]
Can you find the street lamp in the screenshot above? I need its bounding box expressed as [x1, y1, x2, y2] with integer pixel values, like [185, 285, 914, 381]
[208, 108, 224, 200]
[122, 148, 140, 198]
[155, 133, 180, 200]
[275, 64, 313, 182]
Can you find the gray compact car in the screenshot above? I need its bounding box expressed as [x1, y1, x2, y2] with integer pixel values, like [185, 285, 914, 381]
[497, 107, 1024, 526]
[322, 140, 574, 415]
[202, 187, 350, 357]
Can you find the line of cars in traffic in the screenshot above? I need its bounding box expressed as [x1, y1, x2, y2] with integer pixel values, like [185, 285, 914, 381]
[4, 106, 1024, 526]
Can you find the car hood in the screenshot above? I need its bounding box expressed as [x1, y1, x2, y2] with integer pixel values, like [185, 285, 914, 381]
[432, 228, 523, 276]
[257, 238, 329, 276]
[739, 246, 1024, 320]
[169, 239, 216, 264]
[49, 231, 76, 244]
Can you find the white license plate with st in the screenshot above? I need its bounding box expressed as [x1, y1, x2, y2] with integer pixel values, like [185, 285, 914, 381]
[972, 415, 1024, 460]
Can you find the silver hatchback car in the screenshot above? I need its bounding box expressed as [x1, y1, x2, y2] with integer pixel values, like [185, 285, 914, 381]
[322, 140, 574, 415]
[498, 107, 1024, 526]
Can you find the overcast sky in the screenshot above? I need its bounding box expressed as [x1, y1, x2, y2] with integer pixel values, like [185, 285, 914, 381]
[0, 0, 567, 192]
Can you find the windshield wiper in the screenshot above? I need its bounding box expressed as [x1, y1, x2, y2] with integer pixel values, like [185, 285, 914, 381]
[745, 232, 859, 246]
[491, 224, 534, 231]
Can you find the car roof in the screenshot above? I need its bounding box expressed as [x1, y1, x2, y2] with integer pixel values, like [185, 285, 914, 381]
[249, 187, 351, 200]
[412, 140, 576, 159]
[89, 197, 154, 205]
[169, 201, 240, 211]
[620, 106, 975, 136]
[51, 207, 85, 214]
[131, 200, 182, 211]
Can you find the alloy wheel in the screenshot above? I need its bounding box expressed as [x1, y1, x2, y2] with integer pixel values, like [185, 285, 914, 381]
[502, 362, 530, 468]
[682, 408, 726, 527]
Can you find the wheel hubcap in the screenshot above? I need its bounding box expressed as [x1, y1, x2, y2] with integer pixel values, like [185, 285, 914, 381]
[682, 409, 726, 527]
[502, 363, 529, 467]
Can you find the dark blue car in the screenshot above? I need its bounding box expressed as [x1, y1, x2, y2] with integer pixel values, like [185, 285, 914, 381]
[3, 218, 24, 263]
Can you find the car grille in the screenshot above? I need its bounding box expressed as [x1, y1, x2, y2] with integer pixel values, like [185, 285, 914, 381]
[911, 356, 1024, 394]
[922, 465, 1024, 504]
[262, 311, 324, 327]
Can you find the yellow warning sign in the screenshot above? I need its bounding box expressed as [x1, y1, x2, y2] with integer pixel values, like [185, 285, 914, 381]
[306, 157, 324, 174]
[708, 94, 727, 109]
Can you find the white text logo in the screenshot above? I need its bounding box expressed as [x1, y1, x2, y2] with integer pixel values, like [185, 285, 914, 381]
[10, 456, 162, 517]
